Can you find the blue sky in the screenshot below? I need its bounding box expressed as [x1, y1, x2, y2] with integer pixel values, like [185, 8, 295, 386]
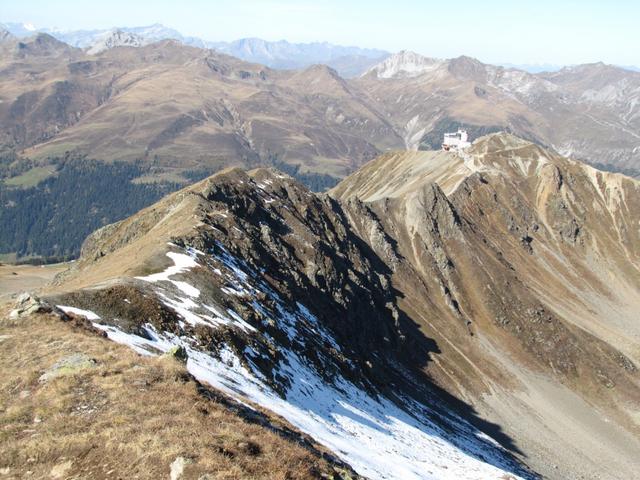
[2, 0, 639, 66]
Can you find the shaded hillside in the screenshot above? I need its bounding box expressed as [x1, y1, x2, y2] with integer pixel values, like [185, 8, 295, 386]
[0, 157, 184, 259]
[0, 155, 339, 260]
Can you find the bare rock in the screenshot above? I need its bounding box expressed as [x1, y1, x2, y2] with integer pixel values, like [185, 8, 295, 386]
[170, 456, 190, 480]
[39, 353, 97, 383]
[9, 292, 68, 320]
[164, 345, 188, 363]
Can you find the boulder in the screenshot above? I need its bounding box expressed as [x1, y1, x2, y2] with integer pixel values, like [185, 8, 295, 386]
[9, 292, 68, 320]
[39, 353, 97, 383]
[164, 345, 188, 363]
[170, 456, 190, 480]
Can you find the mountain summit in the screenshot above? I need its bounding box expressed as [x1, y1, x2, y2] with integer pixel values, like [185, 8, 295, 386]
[363, 50, 444, 78]
[87, 29, 145, 54]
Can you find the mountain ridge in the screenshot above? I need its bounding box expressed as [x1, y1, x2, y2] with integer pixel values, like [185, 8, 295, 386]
[41, 133, 640, 479]
[2, 24, 638, 175]
[362, 50, 445, 79]
[4, 21, 640, 73]
[356, 52, 640, 172]
[86, 29, 145, 54]
[3, 35, 638, 174]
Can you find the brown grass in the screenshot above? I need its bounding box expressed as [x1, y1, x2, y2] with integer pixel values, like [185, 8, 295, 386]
[0, 310, 354, 480]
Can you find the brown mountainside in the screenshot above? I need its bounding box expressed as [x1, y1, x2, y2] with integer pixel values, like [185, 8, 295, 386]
[1, 40, 639, 179]
[0, 35, 400, 177]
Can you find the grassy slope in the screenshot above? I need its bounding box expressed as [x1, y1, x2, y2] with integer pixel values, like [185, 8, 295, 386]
[2, 166, 56, 188]
[0, 310, 358, 480]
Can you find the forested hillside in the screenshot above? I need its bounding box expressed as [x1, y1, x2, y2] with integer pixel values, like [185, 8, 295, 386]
[0, 155, 339, 261]
[0, 158, 181, 260]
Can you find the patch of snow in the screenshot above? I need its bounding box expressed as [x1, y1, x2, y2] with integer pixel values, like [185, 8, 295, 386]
[136, 250, 200, 298]
[96, 318, 529, 480]
[226, 309, 258, 332]
[136, 252, 198, 283]
[92, 323, 175, 356]
[172, 281, 200, 298]
[57, 305, 100, 320]
[157, 292, 210, 328]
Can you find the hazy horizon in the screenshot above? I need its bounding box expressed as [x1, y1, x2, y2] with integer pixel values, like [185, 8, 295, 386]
[2, 0, 639, 68]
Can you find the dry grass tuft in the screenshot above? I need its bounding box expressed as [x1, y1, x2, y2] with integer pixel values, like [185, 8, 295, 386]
[0, 310, 355, 479]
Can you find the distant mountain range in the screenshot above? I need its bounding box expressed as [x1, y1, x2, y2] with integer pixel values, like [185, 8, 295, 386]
[4, 22, 640, 75]
[502, 63, 640, 74]
[0, 22, 389, 77]
[357, 51, 640, 175]
[1, 24, 639, 180]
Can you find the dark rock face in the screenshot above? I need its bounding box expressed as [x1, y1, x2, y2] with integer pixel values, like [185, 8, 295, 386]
[14, 33, 72, 58]
[178, 170, 417, 384]
[6, 79, 105, 147]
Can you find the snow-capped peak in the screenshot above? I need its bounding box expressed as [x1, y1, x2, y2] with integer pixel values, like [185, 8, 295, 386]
[87, 29, 145, 55]
[23, 22, 36, 32]
[363, 50, 444, 79]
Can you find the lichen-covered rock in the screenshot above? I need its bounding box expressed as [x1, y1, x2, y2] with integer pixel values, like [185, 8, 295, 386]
[38, 353, 97, 383]
[164, 345, 188, 363]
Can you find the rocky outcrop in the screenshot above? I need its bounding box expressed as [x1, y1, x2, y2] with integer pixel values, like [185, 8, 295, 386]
[87, 30, 144, 55]
[9, 292, 68, 320]
[362, 50, 444, 79]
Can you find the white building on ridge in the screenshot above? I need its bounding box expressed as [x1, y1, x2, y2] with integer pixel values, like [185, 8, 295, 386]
[442, 130, 471, 151]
